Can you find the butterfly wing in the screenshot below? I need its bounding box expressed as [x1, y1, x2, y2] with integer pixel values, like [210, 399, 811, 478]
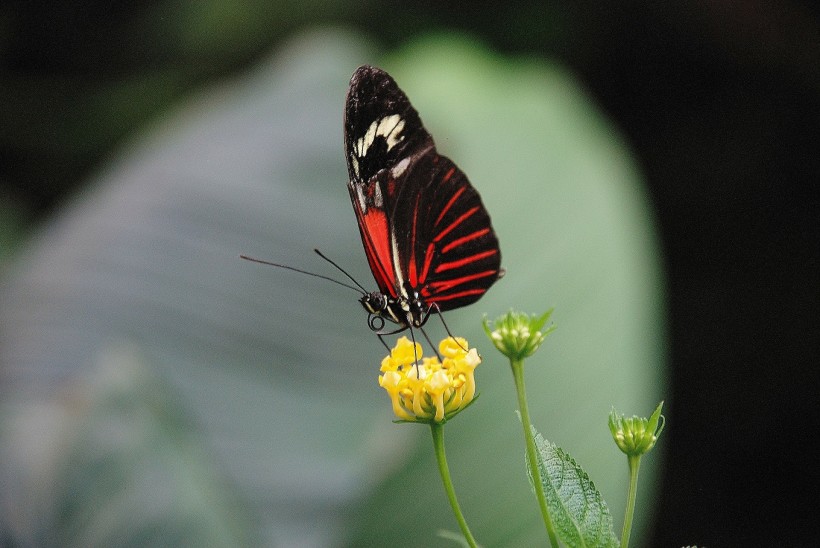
[391, 150, 503, 311]
[344, 65, 432, 184]
[344, 65, 430, 298]
[344, 65, 502, 309]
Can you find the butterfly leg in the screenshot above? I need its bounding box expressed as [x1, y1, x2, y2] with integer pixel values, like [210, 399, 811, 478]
[376, 333, 391, 352]
[409, 328, 420, 364]
[419, 326, 442, 361]
[427, 303, 469, 352]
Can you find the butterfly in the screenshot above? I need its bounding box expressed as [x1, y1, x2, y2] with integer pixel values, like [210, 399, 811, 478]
[344, 65, 504, 340]
[241, 66, 503, 348]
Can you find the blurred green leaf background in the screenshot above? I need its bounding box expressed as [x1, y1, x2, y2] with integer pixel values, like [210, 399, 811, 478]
[2, 1, 817, 546]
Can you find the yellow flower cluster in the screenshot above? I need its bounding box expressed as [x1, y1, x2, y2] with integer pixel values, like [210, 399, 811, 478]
[378, 336, 481, 423]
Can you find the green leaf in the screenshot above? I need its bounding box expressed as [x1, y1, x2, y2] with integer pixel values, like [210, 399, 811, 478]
[527, 426, 620, 548]
[49, 344, 254, 547]
[0, 30, 664, 546]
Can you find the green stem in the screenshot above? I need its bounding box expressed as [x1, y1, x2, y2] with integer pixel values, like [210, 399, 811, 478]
[621, 455, 641, 548]
[430, 422, 477, 548]
[510, 358, 559, 548]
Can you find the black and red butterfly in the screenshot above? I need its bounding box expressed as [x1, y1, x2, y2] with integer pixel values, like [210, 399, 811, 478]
[343, 65, 503, 338]
[242, 65, 503, 346]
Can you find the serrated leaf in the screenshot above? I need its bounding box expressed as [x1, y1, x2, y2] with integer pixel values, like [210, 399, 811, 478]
[526, 426, 620, 548]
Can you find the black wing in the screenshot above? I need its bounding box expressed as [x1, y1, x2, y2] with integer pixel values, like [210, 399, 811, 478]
[343, 65, 502, 310]
[392, 149, 503, 311]
[344, 65, 433, 185]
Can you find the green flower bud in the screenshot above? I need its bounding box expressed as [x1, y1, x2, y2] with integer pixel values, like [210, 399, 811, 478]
[609, 401, 665, 457]
[482, 309, 555, 361]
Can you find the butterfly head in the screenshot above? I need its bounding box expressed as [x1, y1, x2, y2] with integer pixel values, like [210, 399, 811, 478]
[360, 291, 388, 317]
[360, 290, 430, 332]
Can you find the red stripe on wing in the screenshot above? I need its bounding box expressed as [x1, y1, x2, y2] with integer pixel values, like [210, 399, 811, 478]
[427, 288, 488, 303]
[434, 248, 499, 273]
[359, 208, 398, 297]
[434, 185, 466, 227]
[434, 206, 479, 243]
[425, 269, 499, 294]
[441, 227, 490, 254]
[414, 230, 485, 289]
[418, 242, 435, 285]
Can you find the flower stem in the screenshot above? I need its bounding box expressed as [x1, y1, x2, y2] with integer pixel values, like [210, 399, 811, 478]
[621, 454, 641, 548]
[510, 358, 559, 548]
[430, 422, 477, 548]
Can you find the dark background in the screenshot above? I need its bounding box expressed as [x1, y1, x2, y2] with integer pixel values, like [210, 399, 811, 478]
[2, 1, 818, 545]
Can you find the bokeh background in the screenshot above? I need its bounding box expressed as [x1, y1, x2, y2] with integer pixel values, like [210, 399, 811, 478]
[1, 1, 818, 546]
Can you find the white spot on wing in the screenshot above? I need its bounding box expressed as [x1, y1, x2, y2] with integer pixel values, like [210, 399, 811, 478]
[380, 115, 406, 151]
[357, 120, 378, 156]
[354, 182, 368, 213]
[354, 114, 406, 160]
[391, 157, 410, 178]
[351, 177, 382, 211]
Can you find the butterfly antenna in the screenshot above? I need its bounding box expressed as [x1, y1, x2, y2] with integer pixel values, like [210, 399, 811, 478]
[313, 249, 369, 293]
[239, 254, 364, 295]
